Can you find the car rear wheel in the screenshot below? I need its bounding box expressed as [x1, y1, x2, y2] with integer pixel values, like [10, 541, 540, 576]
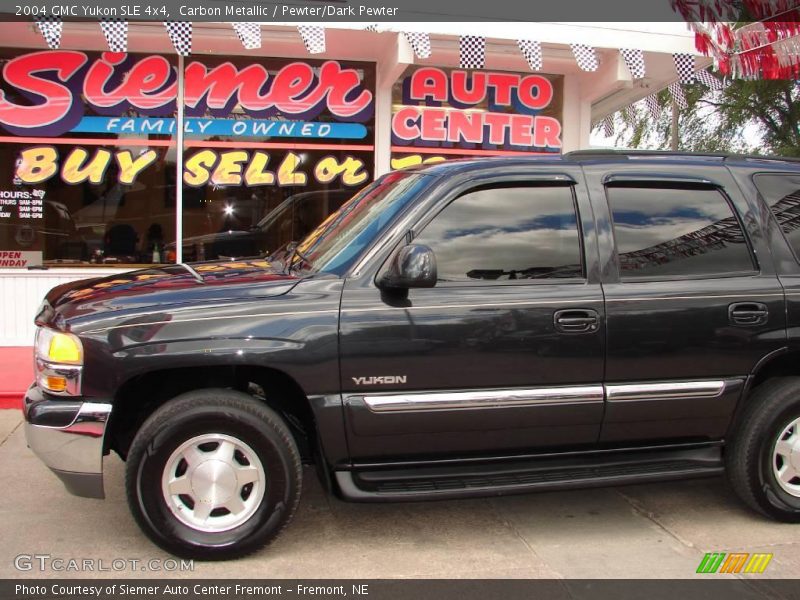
[726, 377, 800, 522]
[125, 389, 302, 559]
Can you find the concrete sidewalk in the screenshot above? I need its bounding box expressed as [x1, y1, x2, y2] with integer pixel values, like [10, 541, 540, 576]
[1, 410, 798, 580]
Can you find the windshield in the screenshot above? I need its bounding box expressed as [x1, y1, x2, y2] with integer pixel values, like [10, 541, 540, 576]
[281, 171, 431, 275]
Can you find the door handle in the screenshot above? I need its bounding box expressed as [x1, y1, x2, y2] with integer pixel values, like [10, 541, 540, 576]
[728, 302, 769, 326]
[554, 309, 599, 333]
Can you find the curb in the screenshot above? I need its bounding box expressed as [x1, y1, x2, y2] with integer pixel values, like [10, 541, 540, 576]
[0, 392, 22, 410]
[0, 346, 32, 410]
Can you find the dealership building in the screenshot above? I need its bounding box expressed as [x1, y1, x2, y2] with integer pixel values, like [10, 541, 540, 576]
[0, 21, 705, 348]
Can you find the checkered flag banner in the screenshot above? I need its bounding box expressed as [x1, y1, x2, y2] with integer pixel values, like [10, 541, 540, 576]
[673, 53, 695, 84]
[517, 40, 542, 71]
[695, 69, 724, 91]
[35, 16, 62, 49]
[164, 21, 192, 56]
[298, 26, 325, 54]
[571, 44, 598, 72]
[232, 22, 261, 50]
[602, 115, 615, 137]
[644, 94, 661, 120]
[623, 104, 637, 121]
[100, 19, 128, 52]
[460, 35, 486, 69]
[620, 48, 645, 79]
[668, 82, 688, 110]
[403, 32, 431, 59]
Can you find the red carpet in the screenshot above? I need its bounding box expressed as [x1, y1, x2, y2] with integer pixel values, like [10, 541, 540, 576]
[0, 347, 32, 409]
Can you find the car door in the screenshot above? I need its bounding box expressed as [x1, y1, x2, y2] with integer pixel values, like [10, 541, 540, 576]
[582, 163, 787, 444]
[338, 168, 606, 462]
[748, 170, 800, 358]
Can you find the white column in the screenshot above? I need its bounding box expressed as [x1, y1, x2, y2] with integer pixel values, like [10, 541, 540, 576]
[373, 33, 414, 177]
[174, 55, 185, 264]
[560, 74, 590, 153]
[373, 81, 393, 177]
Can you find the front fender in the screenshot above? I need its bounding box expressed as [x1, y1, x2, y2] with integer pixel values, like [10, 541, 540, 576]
[76, 278, 344, 399]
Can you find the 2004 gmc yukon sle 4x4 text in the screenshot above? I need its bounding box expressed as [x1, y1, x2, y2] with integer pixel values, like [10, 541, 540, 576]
[23, 151, 800, 559]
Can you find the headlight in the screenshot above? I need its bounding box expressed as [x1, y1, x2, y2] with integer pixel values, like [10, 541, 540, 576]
[34, 327, 83, 395]
[35, 328, 83, 364]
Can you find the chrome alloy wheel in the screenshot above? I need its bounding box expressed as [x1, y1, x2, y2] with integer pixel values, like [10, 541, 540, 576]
[773, 417, 800, 497]
[161, 433, 266, 532]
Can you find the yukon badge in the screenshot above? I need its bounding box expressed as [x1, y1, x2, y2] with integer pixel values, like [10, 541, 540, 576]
[352, 375, 407, 385]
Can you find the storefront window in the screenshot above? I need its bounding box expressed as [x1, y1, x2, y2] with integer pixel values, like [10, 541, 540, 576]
[0, 49, 178, 266]
[0, 49, 378, 268]
[178, 56, 376, 262]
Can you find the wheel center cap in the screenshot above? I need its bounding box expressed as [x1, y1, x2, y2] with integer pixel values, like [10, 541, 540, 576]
[191, 459, 237, 505]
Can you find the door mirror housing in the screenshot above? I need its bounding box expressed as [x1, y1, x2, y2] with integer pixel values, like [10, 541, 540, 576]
[377, 244, 437, 290]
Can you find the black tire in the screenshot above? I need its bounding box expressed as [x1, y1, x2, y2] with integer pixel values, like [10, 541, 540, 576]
[125, 389, 302, 560]
[726, 377, 800, 522]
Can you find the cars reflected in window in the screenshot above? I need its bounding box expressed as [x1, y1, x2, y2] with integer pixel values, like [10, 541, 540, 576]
[173, 189, 353, 262]
[754, 174, 800, 262]
[607, 186, 755, 279]
[413, 185, 584, 282]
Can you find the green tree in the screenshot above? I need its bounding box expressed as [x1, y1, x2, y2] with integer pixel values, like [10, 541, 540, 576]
[615, 79, 800, 157]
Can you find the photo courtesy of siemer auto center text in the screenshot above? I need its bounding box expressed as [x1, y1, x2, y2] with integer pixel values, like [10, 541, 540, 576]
[0, 0, 799, 599]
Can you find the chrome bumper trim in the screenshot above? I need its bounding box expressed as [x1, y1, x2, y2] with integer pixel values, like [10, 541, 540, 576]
[25, 398, 112, 498]
[363, 385, 604, 413]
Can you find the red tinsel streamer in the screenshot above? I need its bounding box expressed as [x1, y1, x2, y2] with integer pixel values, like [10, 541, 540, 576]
[695, 31, 713, 53]
[743, 0, 799, 20]
[736, 41, 800, 78]
[672, 0, 800, 79]
[719, 24, 736, 46]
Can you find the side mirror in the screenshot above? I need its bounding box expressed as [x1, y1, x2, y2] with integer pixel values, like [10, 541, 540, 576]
[377, 244, 437, 290]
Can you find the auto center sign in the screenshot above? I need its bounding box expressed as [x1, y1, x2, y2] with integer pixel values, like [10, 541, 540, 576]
[391, 66, 563, 165]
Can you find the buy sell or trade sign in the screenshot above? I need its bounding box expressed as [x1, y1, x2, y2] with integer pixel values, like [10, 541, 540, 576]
[14, 147, 370, 188]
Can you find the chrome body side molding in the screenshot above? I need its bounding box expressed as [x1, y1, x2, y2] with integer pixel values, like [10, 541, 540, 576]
[362, 386, 604, 413]
[605, 380, 727, 403]
[360, 380, 737, 413]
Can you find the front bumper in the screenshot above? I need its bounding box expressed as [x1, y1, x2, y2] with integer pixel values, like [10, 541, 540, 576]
[23, 385, 112, 499]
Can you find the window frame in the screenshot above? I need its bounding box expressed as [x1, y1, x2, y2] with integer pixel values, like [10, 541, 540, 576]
[408, 179, 588, 288]
[753, 171, 800, 267]
[604, 181, 759, 283]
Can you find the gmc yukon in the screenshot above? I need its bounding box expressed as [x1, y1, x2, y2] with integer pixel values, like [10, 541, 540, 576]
[24, 151, 800, 559]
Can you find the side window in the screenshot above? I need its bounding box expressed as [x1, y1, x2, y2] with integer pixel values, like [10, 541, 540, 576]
[606, 186, 755, 279]
[753, 174, 800, 261]
[413, 185, 583, 282]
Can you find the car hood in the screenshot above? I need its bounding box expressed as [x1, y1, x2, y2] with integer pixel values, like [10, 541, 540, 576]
[40, 259, 303, 327]
[164, 229, 253, 249]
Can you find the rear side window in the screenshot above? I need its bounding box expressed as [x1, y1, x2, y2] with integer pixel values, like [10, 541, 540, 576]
[606, 186, 755, 279]
[753, 174, 800, 261]
[413, 185, 583, 282]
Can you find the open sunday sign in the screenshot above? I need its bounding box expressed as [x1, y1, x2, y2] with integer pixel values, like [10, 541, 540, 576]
[71, 117, 368, 139]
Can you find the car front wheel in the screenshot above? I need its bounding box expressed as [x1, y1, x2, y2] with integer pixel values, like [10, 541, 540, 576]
[125, 389, 302, 560]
